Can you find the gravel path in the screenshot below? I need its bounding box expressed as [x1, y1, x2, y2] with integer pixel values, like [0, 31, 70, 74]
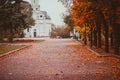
[0, 39, 119, 80]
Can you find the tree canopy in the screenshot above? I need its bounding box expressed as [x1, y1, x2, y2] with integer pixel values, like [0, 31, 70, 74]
[0, 0, 34, 42]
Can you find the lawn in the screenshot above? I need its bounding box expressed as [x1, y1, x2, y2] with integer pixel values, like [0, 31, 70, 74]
[0, 44, 25, 55]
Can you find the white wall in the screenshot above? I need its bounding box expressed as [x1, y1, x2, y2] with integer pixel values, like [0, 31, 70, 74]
[24, 22, 51, 37]
[24, 0, 52, 38]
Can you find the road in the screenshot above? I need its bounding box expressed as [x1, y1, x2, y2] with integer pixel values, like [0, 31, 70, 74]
[0, 39, 120, 80]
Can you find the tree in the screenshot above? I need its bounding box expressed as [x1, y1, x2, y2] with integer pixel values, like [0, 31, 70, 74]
[59, 0, 120, 55]
[98, 0, 120, 54]
[51, 26, 70, 38]
[0, 0, 34, 42]
[63, 15, 74, 31]
[58, 0, 73, 8]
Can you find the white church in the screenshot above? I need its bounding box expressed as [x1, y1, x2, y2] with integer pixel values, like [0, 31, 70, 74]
[24, 0, 52, 38]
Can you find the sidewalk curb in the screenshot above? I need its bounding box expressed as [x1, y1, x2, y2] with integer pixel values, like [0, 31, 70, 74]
[117, 66, 120, 70]
[74, 39, 120, 70]
[0, 45, 31, 57]
[87, 48, 120, 58]
[88, 48, 120, 70]
[74, 40, 120, 58]
[87, 48, 102, 57]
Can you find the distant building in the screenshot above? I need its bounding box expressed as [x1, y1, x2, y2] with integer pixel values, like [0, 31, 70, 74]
[24, 0, 52, 37]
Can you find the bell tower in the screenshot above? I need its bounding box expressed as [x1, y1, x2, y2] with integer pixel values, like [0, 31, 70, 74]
[31, 0, 40, 11]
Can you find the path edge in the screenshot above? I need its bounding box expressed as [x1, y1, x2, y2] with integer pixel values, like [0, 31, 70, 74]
[0, 45, 31, 57]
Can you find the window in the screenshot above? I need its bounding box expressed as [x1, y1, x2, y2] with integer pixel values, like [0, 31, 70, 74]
[34, 29, 36, 32]
[27, 28, 29, 32]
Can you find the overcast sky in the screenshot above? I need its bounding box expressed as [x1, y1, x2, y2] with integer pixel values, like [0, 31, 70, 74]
[24, 0, 66, 26]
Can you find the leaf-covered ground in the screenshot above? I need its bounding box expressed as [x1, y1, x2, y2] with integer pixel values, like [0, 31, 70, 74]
[0, 39, 120, 80]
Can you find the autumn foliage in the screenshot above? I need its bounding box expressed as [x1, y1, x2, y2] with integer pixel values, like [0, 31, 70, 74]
[59, 0, 120, 55]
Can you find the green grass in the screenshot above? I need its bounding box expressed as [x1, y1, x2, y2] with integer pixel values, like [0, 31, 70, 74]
[0, 44, 25, 55]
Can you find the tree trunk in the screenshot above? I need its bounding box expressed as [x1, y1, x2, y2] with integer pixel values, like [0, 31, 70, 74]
[0, 35, 3, 42]
[97, 24, 102, 48]
[101, 15, 109, 52]
[112, 23, 119, 55]
[90, 27, 93, 48]
[104, 24, 109, 52]
[79, 34, 81, 39]
[110, 32, 114, 47]
[9, 28, 14, 42]
[0, 28, 4, 42]
[93, 29, 97, 47]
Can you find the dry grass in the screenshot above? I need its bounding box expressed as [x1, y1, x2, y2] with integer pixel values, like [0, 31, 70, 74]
[0, 39, 44, 55]
[14, 40, 45, 43]
[0, 44, 25, 55]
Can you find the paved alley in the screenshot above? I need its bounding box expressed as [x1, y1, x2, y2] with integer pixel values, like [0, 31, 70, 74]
[0, 39, 120, 80]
